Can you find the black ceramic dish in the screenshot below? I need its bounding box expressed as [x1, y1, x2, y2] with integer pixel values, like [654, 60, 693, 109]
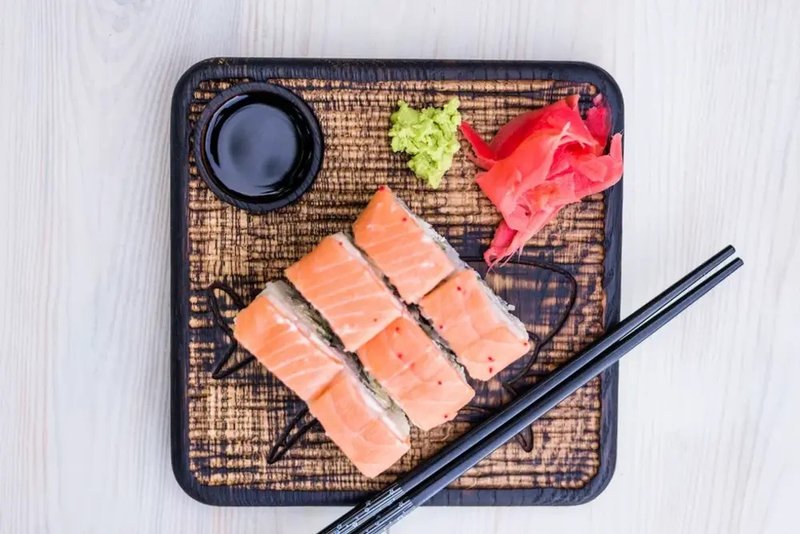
[193, 81, 324, 213]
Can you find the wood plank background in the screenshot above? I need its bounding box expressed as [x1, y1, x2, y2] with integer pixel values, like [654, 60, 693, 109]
[1, 0, 797, 532]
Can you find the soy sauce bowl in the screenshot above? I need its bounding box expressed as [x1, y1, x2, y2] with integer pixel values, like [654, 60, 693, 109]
[193, 82, 323, 213]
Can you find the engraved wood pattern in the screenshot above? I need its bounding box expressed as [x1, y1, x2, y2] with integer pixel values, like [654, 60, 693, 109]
[171, 60, 622, 506]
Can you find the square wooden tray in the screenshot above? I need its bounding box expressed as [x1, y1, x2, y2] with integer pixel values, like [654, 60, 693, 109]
[170, 58, 623, 506]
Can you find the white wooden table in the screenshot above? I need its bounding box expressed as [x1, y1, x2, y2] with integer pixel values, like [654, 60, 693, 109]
[2, 1, 798, 532]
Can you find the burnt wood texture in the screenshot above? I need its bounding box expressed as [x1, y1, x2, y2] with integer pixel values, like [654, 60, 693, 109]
[170, 58, 623, 506]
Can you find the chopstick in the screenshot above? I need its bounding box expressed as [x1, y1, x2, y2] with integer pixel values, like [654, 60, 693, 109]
[320, 245, 738, 534]
[352, 254, 743, 534]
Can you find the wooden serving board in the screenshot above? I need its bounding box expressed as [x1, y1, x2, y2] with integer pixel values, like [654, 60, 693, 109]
[170, 58, 623, 506]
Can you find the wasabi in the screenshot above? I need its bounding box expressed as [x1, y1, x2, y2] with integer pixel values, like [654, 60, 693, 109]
[388, 98, 461, 188]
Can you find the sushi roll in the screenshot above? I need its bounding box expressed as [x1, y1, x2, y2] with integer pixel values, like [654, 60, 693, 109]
[357, 314, 475, 430]
[285, 232, 404, 352]
[352, 186, 462, 304]
[307, 368, 411, 478]
[232, 281, 345, 402]
[418, 270, 531, 381]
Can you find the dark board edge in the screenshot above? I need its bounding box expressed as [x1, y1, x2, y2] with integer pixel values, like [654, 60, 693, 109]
[170, 58, 623, 506]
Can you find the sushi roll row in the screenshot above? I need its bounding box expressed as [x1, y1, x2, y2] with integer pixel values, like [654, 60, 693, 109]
[233, 186, 530, 478]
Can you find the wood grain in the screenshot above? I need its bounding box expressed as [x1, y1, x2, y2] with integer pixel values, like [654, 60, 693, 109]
[1, 0, 798, 532]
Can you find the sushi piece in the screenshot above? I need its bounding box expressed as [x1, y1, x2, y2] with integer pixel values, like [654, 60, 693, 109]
[418, 270, 531, 381]
[307, 368, 411, 478]
[285, 232, 404, 351]
[232, 281, 345, 402]
[357, 314, 474, 430]
[352, 186, 461, 303]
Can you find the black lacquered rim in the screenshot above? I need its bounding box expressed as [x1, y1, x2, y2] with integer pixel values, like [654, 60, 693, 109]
[192, 81, 324, 213]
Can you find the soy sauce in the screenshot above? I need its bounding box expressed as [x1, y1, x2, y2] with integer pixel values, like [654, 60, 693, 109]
[204, 94, 302, 198]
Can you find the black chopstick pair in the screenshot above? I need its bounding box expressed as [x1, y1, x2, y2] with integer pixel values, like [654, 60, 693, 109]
[320, 245, 743, 534]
